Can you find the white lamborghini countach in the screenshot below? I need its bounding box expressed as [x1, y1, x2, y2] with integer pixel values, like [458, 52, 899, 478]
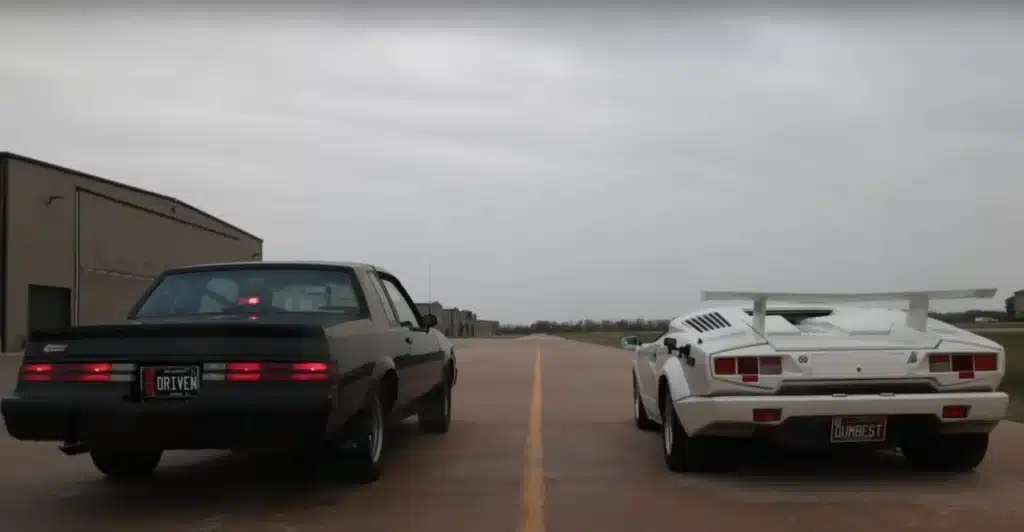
[626, 289, 1008, 474]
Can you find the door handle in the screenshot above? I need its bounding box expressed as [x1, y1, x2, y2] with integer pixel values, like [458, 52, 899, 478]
[404, 337, 412, 344]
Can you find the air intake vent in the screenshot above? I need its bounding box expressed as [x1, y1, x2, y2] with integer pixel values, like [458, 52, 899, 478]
[684, 312, 731, 333]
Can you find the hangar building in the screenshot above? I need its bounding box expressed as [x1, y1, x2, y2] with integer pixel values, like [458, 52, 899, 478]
[0, 152, 263, 352]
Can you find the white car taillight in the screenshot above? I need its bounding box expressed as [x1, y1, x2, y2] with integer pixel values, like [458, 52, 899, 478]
[711, 355, 782, 383]
[927, 352, 998, 379]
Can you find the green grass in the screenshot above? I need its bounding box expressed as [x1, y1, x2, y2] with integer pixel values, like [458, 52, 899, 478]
[976, 330, 1024, 413]
[559, 329, 1024, 422]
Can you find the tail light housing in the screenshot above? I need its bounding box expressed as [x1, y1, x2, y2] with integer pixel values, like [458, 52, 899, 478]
[928, 353, 998, 379]
[19, 362, 115, 382]
[225, 361, 331, 382]
[712, 355, 783, 383]
[20, 363, 54, 382]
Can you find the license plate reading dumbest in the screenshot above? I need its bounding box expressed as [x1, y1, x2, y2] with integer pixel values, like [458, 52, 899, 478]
[830, 415, 887, 443]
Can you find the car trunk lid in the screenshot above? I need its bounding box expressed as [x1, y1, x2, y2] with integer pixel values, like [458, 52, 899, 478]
[28, 322, 329, 362]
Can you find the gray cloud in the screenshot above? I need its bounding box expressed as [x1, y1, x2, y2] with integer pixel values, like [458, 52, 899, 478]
[1, 6, 1022, 323]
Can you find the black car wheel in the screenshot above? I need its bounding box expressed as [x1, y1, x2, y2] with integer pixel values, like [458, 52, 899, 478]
[661, 393, 736, 474]
[348, 392, 386, 484]
[90, 449, 163, 481]
[419, 376, 453, 434]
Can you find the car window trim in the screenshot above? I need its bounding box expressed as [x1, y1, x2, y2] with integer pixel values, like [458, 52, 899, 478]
[366, 272, 400, 325]
[127, 266, 371, 320]
[375, 271, 424, 328]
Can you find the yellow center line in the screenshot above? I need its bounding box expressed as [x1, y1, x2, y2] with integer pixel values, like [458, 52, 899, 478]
[518, 345, 545, 532]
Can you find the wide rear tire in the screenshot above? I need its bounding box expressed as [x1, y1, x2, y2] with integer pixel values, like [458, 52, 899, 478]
[661, 393, 736, 473]
[419, 377, 453, 434]
[902, 433, 989, 472]
[348, 393, 387, 484]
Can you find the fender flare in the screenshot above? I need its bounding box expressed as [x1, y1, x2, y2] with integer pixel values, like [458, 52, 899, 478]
[370, 357, 398, 382]
[660, 356, 692, 403]
[444, 350, 457, 386]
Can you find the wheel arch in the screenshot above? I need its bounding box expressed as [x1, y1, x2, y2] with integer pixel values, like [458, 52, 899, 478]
[369, 357, 400, 415]
[444, 349, 457, 386]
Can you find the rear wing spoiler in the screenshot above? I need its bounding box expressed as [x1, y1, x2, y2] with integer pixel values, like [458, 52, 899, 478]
[701, 289, 997, 334]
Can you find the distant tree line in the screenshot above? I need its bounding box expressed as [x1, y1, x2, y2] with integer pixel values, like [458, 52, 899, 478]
[499, 309, 1017, 334]
[500, 318, 671, 334]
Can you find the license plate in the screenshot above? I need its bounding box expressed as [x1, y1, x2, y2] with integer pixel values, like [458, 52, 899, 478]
[830, 415, 887, 443]
[140, 366, 200, 399]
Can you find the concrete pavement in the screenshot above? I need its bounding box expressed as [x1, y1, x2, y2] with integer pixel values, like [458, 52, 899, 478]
[1, 337, 1023, 531]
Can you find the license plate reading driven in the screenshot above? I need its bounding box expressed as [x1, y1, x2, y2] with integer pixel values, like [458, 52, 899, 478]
[830, 415, 887, 443]
[141, 366, 200, 399]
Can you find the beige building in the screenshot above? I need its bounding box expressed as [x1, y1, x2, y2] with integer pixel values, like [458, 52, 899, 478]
[415, 301, 498, 338]
[0, 153, 262, 351]
[476, 320, 500, 337]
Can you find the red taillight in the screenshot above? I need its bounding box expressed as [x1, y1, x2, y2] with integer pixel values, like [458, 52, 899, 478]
[752, 408, 782, 422]
[20, 363, 53, 382]
[951, 355, 973, 372]
[290, 362, 330, 381]
[974, 354, 997, 371]
[928, 353, 998, 377]
[942, 405, 969, 419]
[20, 362, 113, 382]
[713, 357, 737, 375]
[58, 362, 113, 382]
[225, 361, 330, 382]
[712, 356, 784, 381]
[737, 357, 759, 375]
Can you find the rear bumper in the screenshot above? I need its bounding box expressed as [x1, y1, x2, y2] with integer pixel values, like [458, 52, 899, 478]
[1, 395, 331, 451]
[675, 391, 1008, 441]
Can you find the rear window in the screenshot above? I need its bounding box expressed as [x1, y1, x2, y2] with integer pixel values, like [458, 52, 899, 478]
[132, 267, 367, 319]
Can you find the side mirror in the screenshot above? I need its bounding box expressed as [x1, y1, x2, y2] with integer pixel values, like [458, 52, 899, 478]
[664, 337, 695, 366]
[423, 313, 439, 328]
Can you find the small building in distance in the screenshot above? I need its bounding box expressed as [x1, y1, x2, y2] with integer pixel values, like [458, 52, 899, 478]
[415, 301, 498, 338]
[476, 320, 499, 337]
[1007, 290, 1024, 320]
[0, 152, 263, 351]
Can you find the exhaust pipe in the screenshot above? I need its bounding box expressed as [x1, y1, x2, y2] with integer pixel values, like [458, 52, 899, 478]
[59, 441, 90, 456]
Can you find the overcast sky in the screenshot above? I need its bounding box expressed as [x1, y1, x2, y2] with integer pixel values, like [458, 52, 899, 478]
[1, 6, 1022, 324]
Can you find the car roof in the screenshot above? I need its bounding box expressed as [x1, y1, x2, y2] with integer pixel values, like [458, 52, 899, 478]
[163, 260, 393, 276]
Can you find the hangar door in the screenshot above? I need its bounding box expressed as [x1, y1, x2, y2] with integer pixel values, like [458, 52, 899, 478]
[28, 284, 71, 334]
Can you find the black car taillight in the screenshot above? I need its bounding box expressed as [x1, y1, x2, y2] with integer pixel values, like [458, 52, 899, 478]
[20, 362, 122, 382]
[223, 361, 332, 382]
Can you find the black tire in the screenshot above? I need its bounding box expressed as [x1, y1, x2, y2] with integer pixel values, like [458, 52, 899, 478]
[661, 393, 735, 473]
[902, 433, 989, 472]
[419, 377, 453, 434]
[90, 449, 163, 481]
[348, 392, 386, 484]
[633, 375, 658, 431]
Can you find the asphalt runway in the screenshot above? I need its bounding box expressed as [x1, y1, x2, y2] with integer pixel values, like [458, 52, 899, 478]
[2, 338, 1024, 531]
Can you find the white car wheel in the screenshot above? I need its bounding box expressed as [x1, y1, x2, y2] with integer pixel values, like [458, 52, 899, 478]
[663, 400, 674, 454]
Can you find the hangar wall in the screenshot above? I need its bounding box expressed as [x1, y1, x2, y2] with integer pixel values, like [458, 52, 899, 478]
[0, 153, 263, 351]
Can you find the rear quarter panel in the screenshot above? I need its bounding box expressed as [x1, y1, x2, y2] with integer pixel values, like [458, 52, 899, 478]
[323, 317, 413, 428]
